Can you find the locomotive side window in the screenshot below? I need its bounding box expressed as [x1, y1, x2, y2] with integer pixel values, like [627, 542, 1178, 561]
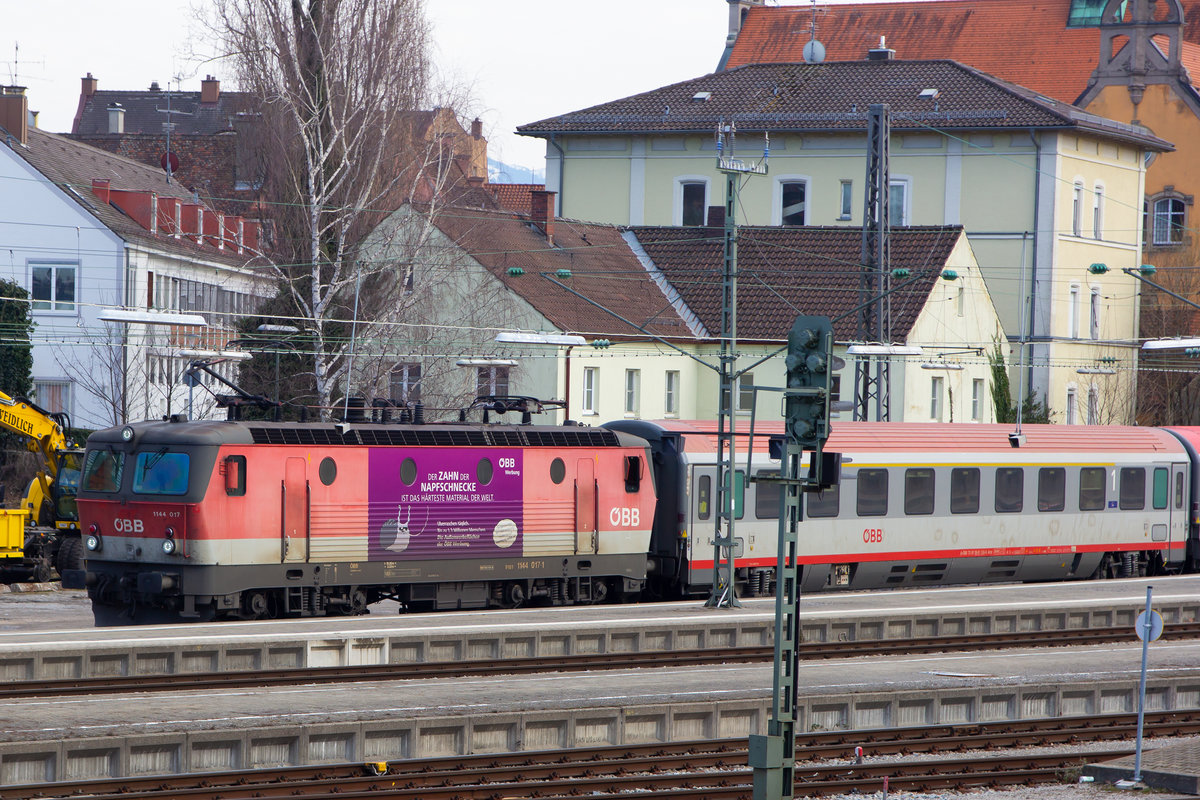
[994, 467, 1023, 513]
[1079, 467, 1106, 510]
[755, 471, 781, 519]
[550, 457, 566, 484]
[478, 457, 494, 486]
[132, 451, 190, 495]
[950, 467, 979, 514]
[319, 457, 337, 486]
[697, 474, 712, 520]
[1153, 468, 1169, 510]
[224, 455, 247, 496]
[400, 457, 418, 486]
[807, 484, 840, 518]
[857, 468, 888, 517]
[904, 468, 935, 515]
[82, 450, 124, 493]
[1119, 467, 1146, 510]
[624, 456, 642, 493]
[1037, 468, 1065, 512]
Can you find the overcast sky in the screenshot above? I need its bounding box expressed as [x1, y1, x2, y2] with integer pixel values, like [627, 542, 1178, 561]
[5, 0, 911, 177]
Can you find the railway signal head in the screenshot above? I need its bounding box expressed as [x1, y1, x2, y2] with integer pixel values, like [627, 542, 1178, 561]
[785, 314, 835, 450]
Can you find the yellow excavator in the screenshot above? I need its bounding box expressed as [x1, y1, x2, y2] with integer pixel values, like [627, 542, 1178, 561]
[0, 391, 84, 582]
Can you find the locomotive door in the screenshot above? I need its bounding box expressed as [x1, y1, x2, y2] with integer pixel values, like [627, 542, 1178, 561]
[575, 458, 596, 554]
[282, 457, 309, 562]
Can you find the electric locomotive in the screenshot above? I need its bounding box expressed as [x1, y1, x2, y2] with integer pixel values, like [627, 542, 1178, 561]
[68, 412, 655, 625]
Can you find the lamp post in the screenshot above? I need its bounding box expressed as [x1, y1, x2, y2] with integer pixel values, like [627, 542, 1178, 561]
[98, 309, 210, 424]
[256, 324, 301, 405]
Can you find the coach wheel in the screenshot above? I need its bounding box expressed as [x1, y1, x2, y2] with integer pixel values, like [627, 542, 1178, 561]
[504, 581, 526, 608]
[246, 591, 270, 619]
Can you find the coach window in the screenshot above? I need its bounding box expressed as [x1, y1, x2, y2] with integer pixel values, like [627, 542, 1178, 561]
[857, 468, 889, 516]
[697, 474, 712, 520]
[733, 470, 746, 520]
[755, 472, 781, 519]
[224, 455, 246, 496]
[1079, 467, 1106, 511]
[904, 468, 935, 515]
[1176, 471, 1185, 510]
[994, 467, 1024, 513]
[1152, 467, 1169, 510]
[807, 484, 840, 518]
[1037, 468, 1065, 512]
[1119, 467, 1146, 510]
[319, 457, 337, 486]
[950, 467, 980, 514]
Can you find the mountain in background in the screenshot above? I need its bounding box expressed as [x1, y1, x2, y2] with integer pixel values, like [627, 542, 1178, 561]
[488, 157, 544, 185]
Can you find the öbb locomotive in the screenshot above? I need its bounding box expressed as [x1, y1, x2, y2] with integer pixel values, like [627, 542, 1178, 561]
[67, 415, 1200, 625]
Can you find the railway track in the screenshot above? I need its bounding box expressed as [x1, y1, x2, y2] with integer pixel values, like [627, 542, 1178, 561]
[7, 621, 1200, 699]
[8, 711, 1195, 799]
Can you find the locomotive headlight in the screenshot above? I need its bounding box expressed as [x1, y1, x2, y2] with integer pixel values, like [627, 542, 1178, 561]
[120, 426, 135, 442]
[85, 533, 103, 552]
[161, 538, 177, 555]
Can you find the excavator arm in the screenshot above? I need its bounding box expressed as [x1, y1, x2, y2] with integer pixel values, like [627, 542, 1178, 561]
[0, 391, 72, 523]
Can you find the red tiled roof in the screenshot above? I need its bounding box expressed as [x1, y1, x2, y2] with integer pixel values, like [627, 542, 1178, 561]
[425, 206, 692, 340]
[490, 183, 545, 215]
[629, 225, 965, 342]
[726, 0, 1200, 102]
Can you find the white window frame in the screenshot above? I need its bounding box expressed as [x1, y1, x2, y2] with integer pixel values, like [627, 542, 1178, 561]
[930, 376, 944, 421]
[839, 180, 853, 220]
[1068, 283, 1080, 339]
[624, 369, 640, 417]
[582, 367, 598, 415]
[772, 175, 811, 226]
[664, 370, 679, 417]
[33, 379, 73, 417]
[888, 177, 911, 225]
[29, 260, 79, 314]
[956, 286, 965, 318]
[1066, 385, 1078, 425]
[1072, 180, 1084, 237]
[1092, 183, 1104, 240]
[390, 363, 422, 405]
[1151, 196, 1186, 245]
[1089, 284, 1101, 340]
[674, 176, 710, 227]
[736, 371, 755, 414]
[971, 378, 983, 421]
[476, 365, 510, 397]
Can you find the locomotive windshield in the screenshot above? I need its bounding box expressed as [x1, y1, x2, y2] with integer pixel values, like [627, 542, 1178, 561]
[131, 450, 190, 495]
[82, 449, 125, 493]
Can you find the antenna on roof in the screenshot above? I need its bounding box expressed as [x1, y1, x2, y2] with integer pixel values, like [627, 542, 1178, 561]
[803, 0, 826, 63]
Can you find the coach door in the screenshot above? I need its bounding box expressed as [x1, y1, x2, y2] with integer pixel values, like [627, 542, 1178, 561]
[575, 458, 596, 554]
[282, 457, 309, 562]
[1168, 463, 1188, 556]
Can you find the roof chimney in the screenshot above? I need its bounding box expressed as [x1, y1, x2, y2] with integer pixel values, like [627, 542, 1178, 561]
[107, 102, 125, 134]
[91, 178, 111, 204]
[200, 75, 220, 104]
[471, 117, 483, 139]
[868, 35, 896, 60]
[81, 73, 98, 98]
[0, 86, 29, 146]
[530, 189, 556, 244]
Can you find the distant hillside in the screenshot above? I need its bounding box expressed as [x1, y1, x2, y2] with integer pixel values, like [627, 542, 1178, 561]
[488, 158, 543, 184]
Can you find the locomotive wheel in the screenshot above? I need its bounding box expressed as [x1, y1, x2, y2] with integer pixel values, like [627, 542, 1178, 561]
[503, 581, 526, 608]
[591, 579, 609, 604]
[245, 591, 270, 619]
[348, 589, 369, 614]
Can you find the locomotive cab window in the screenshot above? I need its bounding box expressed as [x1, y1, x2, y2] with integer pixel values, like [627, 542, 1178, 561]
[132, 451, 190, 496]
[1153, 468, 1169, 510]
[624, 455, 643, 493]
[1037, 468, 1065, 512]
[857, 468, 888, 517]
[82, 449, 125, 493]
[950, 467, 979, 514]
[904, 468, 935, 515]
[1119, 467, 1146, 510]
[224, 455, 246, 496]
[807, 484, 840, 518]
[995, 467, 1024, 513]
[1079, 467, 1106, 511]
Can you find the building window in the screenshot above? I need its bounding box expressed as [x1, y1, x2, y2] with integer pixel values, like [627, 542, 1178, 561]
[33, 380, 72, 415]
[956, 286, 964, 317]
[930, 376, 943, 421]
[1087, 385, 1099, 424]
[624, 369, 640, 415]
[1072, 181, 1084, 236]
[737, 371, 754, 413]
[971, 378, 984, 421]
[582, 367, 598, 415]
[664, 370, 679, 416]
[1067, 387, 1078, 424]
[678, 179, 708, 226]
[389, 363, 421, 405]
[1093, 184, 1104, 239]
[30, 261, 77, 312]
[888, 179, 908, 225]
[1151, 197, 1186, 245]
[839, 180, 853, 219]
[1090, 285, 1101, 339]
[1068, 284, 1080, 339]
[476, 365, 509, 397]
[780, 180, 807, 225]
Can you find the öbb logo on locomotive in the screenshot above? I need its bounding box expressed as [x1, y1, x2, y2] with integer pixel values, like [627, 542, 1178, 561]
[66, 416, 1200, 626]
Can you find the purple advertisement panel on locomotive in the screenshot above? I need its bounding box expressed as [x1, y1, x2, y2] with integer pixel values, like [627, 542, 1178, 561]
[367, 448, 524, 560]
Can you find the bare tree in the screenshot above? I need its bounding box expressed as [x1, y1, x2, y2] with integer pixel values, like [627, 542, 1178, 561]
[1135, 242, 1200, 425]
[210, 0, 475, 417]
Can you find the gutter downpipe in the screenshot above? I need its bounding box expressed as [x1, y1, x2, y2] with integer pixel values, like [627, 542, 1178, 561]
[563, 344, 574, 423]
[1024, 127, 1042, 424]
[550, 134, 565, 217]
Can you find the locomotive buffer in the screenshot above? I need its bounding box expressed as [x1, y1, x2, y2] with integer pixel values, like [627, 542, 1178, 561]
[751, 315, 841, 800]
